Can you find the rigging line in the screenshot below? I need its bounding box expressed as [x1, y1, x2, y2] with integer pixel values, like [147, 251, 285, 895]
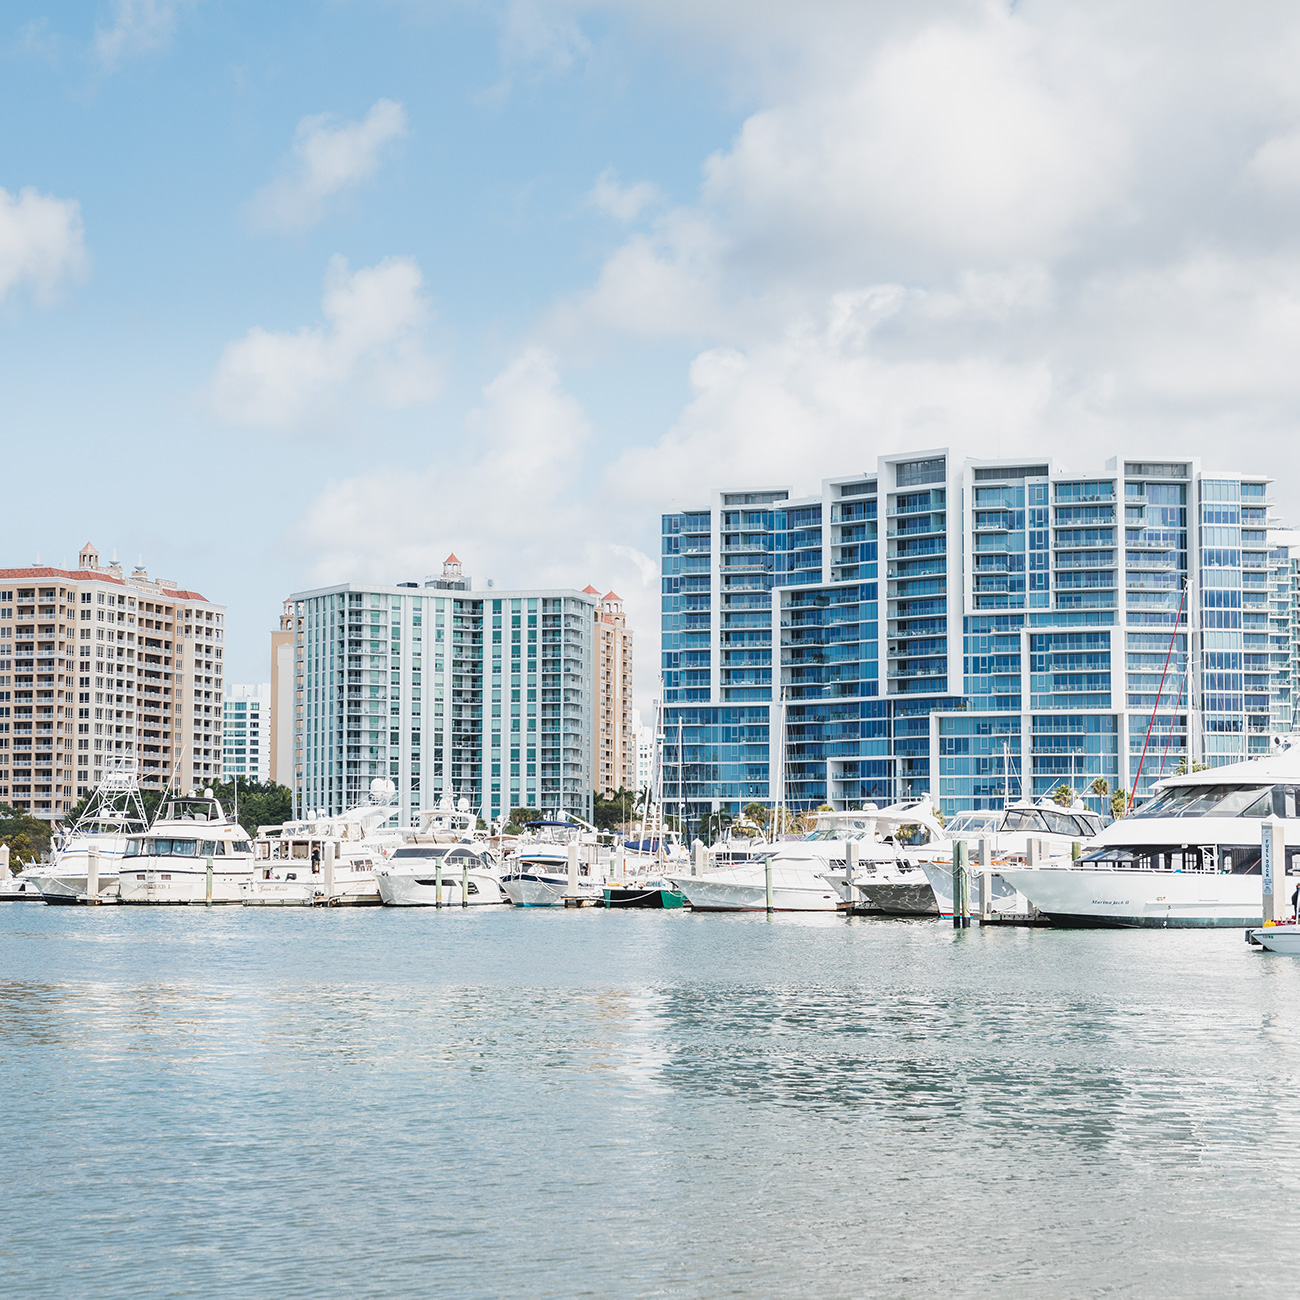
[1129, 582, 1188, 812]
[1155, 665, 1188, 782]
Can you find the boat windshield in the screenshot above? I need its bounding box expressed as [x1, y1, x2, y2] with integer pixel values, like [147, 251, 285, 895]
[1130, 784, 1288, 820]
[945, 812, 1000, 835]
[393, 846, 451, 859]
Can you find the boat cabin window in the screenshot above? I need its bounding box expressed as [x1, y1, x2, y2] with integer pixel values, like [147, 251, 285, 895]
[126, 838, 199, 857]
[1040, 810, 1087, 837]
[291, 842, 311, 860]
[945, 812, 1000, 836]
[1131, 784, 1292, 820]
[393, 846, 450, 859]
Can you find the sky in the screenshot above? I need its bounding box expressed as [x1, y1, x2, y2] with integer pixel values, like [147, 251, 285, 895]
[5, 1, 1300, 719]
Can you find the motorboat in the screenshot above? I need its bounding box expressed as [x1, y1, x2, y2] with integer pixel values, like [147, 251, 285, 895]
[602, 874, 685, 908]
[118, 790, 255, 904]
[998, 748, 1300, 927]
[815, 800, 950, 915]
[501, 814, 605, 906]
[913, 797, 1106, 920]
[1247, 924, 1300, 954]
[0, 873, 44, 901]
[28, 765, 148, 904]
[669, 806, 920, 912]
[243, 779, 402, 906]
[376, 841, 506, 906]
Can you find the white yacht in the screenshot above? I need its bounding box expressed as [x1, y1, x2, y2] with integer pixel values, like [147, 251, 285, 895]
[670, 807, 922, 912]
[998, 749, 1300, 928]
[815, 800, 949, 915]
[28, 766, 149, 904]
[376, 842, 506, 907]
[501, 815, 605, 906]
[243, 779, 402, 906]
[1247, 924, 1300, 954]
[914, 798, 1106, 919]
[118, 790, 254, 904]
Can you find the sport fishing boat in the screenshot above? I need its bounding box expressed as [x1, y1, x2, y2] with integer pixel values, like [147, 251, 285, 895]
[501, 815, 605, 906]
[998, 748, 1300, 927]
[914, 797, 1107, 919]
[242, 779, 401, 906]
[118, 790, 255, 904]
[376, 841, 506, 906]
[29, 765, 149, 904]
[669, 806, 922, 913]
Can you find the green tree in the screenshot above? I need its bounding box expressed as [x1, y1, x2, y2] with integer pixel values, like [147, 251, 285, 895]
[207, 778, 294, 838]
[1090, 777, 1110, 800]
[1110, 787, 1129, 819]
[0, 803, 55, 869]
[1051, 784, 1075, 807]
[742, 801, 769, 827]
[592, 787, 640, 832]
[504, 806, 544, 834]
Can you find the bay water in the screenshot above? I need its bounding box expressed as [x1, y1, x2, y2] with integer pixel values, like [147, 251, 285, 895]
[3, 904, 1300, 1297]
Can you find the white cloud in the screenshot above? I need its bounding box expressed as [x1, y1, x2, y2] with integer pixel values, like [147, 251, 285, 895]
[0, 187, 88, 306]
[250, 100, 407, 232]
[500, 0, 591, 77]
[211, 255, 439, 430]
[94, 0, 187, 70]
[292, 348, 662, 687]
[589, 169, 661, 222]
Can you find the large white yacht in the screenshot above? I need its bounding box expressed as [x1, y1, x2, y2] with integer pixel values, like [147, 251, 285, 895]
[671, 805, 935, 912]
[914, 798, 1106, 919]
[242, 780, 401, 906]
[998, 748, 1300, 927]
[118, 790, 254, 904]
[29, 765, 149, 904]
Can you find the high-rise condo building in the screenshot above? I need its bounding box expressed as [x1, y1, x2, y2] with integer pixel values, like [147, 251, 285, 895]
[222, 683, 270, 783]
[660, 451, 1296, 827]
[590, 588, 636, 795]
[0, 543, 225, 821]
[285, 556, 607, 826]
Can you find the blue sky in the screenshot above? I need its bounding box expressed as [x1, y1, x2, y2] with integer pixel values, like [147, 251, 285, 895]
[6, 2, 1300, 714]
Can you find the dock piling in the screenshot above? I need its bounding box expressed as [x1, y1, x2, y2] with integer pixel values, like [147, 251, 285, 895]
[205, 857, 213, 905]
[953, 840, 970, 929]
[765, 854, 774, 914]
[461, 861, 469, 909]
[976, 838, 991, 921]
[691, 839, 705, 878]
[1262, 817, 1286, 926]
[435, 859, 443, 909]
[323, 841, 336, 905]
[567, 842, 579, 897]
[1, 843, 11, 881]
[846, 839, 858, 907]
[87, 846, 99, 903]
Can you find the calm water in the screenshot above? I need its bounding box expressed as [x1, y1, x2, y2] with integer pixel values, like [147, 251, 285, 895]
[3, 906, 1300, 1298]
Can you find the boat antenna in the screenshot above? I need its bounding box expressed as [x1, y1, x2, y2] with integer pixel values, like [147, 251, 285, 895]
[1129, 579, 1188, 811]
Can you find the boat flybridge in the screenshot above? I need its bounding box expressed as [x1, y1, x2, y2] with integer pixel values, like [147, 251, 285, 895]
[376, 794, 506, 906]
[30, 763, 149, 904]
[118, 789, 254, 905]
[917, 797, 1106, 919]
[243, 779, 401, 906]
[671, 803, 944, 913]
[998, 746, 1300, 927]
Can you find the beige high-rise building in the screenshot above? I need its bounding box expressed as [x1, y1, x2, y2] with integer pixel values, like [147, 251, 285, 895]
[269, 598, 301, 788]
[589, 587, 635, 796]
[0, 543, 225, 822]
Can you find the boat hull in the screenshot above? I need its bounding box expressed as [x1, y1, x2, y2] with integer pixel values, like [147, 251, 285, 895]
[997, 866, 1265, 928]
[670, 874, 840, 912]
[854, 879, 938, 917]
[1249, 925, 1300, 953]
[118, 866, 252, 905]
[502, 874, 601, 907]
[920, 861, 1030, 919]
[602, 886, 684, 909]
[29, 871, 121, 904]
[377, 871, 506, 907]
